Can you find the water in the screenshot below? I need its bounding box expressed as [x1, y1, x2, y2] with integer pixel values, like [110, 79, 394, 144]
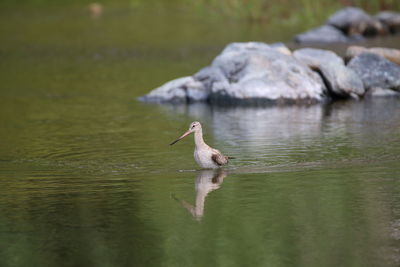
[1, 3, 400, 267]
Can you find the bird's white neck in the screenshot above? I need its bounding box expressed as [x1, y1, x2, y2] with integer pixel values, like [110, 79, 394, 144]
[194, 129, 206, 148]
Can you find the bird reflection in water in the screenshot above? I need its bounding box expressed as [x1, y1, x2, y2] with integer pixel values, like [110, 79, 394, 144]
[173, 169, 228, 221]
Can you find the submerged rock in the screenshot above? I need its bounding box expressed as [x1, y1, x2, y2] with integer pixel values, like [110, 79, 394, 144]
[346, 46, 400, 65]
[293, 48, 364, 98]
[327, 7, 386, 36]
[347, 53, 400, 92]
[140, 42, 327, 104]
[376, 11, 400, 33]
[294, 25, 349, 44]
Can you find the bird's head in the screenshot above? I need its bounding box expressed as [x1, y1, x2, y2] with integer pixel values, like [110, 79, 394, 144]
[170, 121, 202, 145]
[188, 121, 201, 132]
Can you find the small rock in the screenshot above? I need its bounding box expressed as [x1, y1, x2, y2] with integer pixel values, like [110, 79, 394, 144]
[294, 25, 349, 44]
[348, 53, 400, 92]
[327, 7, 370, 29]
[376, 11, 400, 33]
[327, 7, 387, 36]
[293, 48, 364, 97]
[366, 88, 400, 97]
[346, 46, 400, 65]
[88, 3, 104, 18]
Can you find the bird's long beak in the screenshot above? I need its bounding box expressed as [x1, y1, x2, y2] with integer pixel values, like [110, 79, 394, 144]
[170, 130, 192, 145]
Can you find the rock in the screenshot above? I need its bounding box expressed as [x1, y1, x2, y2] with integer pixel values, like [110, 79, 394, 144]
[346, 46, 400, 65]
[293, 48, 344, 67]
[139, 42, 327, 104]
[347, 53, 400, 92]
[327, 7, 370, 29]
[293, 48, 364, 98]
[376, 11, 400, 33]
[294, 25, 349, 44]
[88, 3, 104, 18]
[270, 42, 292, 55]
[366, 88, 400, 97]
[206, 42, 327, 103]
[327, 7, 387, 36]
[138, 76, 208, 103]
[193, 66, 228, 95]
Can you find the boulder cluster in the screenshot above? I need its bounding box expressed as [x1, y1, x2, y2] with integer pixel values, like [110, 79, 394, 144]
[139, 42, 400, 105]
[295, 7, 400, 43]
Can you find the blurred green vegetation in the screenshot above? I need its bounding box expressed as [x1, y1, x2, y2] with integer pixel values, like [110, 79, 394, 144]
[1, 0, 399, 28]
[186, 0, 400, 22]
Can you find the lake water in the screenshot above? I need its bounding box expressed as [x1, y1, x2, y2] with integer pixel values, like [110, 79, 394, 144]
[1, 3, 400, 267]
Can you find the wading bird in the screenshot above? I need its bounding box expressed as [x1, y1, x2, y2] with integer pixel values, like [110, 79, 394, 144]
[170, 121, 234, 169]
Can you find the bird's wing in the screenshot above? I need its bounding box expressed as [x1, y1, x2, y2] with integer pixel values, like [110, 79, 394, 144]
[211, 151, 228, 166]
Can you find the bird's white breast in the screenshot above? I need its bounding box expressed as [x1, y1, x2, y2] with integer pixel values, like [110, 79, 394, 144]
[194, 148, 218, 169]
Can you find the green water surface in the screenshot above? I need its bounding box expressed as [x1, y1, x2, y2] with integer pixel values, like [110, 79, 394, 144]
[1, 3, 400, 267]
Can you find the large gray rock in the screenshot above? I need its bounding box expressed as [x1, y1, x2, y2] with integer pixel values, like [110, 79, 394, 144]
[293, 48, 364, 98]
[140, 42, 327, 104]
[376, 11, 400, 33]
[294, 25, 349, 44]
[347, 53, 400, 92]
[327, 7, 386, 36]
[208, 42, 326, 103]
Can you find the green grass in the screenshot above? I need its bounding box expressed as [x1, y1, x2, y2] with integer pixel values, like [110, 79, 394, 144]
[184, 0, 400, 26]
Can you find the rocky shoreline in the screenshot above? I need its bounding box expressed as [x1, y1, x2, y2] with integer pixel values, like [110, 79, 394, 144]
[295, 7, 400, 44]
[139, 41, 400, 105]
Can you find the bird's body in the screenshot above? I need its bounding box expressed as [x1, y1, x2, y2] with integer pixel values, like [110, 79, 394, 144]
[194, 148, 219, 169]
[170, 121, 231, 169]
